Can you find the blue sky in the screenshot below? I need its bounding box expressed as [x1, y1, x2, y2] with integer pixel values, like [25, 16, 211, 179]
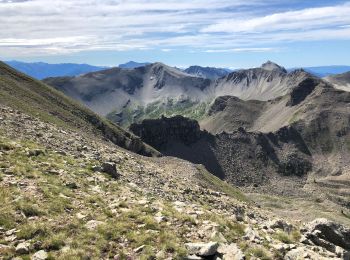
[1, 0, 350, 68]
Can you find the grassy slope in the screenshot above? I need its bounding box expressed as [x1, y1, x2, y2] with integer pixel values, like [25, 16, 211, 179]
[0, 61, 159, 157]
[107, 99, 210, 128]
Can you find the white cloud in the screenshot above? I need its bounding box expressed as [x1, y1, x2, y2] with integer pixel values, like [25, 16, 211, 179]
[202, 3, 350, 33]
[204, 48, 275, 53]
[0, 0, 350, 57]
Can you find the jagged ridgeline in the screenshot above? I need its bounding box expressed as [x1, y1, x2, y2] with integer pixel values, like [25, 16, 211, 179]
[0, 61, 159, 157]
[44, 61, 319, 127]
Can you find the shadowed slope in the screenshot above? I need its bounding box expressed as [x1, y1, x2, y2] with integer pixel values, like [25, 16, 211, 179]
[0, 61, 159, 157]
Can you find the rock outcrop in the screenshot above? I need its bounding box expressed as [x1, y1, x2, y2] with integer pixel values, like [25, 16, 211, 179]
[302, 218, 350, 253]
[130, 116, 313, 191]
[130, 115, 202, 150]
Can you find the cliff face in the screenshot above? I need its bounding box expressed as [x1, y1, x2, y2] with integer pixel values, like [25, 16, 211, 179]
[129, 115, 202, 150]
[130, 116, 313, 193]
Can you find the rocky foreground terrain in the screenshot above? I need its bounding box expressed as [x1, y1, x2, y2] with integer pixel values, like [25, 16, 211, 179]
[1, 105, 350, 259]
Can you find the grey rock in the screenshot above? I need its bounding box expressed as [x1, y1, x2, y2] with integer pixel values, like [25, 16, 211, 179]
[210, 231, 227, 243]
[217, 243, 245, 260]
[101, 162, 119, 178]
[133, 245, 146, 253]
[85, 220, 105, 230]
[269, 219, 293, 233]
[233, 206, 245, 222]
[284, 247, 330, 260]
[303, 218, 350, 251]
[243, 227, 261, 241]
[31, 250, 48, 260]
[92, 165, 102, 172]
[16, 242, 30, 254]
[185, 255, 203, 260]
[185, 242, 219, 256]
[28, 149, 45, 157]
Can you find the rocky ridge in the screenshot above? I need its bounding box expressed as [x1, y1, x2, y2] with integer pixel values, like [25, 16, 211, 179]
[184, 66, 231, 80]
[325, 71, 350, 92]
[43, 61, 319, 127]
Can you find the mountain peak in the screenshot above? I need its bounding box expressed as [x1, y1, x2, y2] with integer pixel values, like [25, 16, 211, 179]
[261, 61, 287, 73]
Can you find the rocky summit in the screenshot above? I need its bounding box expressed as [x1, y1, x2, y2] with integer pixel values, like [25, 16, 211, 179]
[0, 61, 350, 260]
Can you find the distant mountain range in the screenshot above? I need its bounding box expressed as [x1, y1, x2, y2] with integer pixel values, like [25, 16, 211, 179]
[4, 60, 151, 79]
[289, 66, 350, 77]
[5, 60, 350, 80]
[4, 61, 107, 80]
[324, 71, 350, 91]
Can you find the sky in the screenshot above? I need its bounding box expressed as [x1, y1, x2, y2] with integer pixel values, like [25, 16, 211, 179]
[1, 0, 350, 68]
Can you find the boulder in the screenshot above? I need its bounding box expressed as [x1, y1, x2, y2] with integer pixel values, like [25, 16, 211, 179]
[16, 242, 30, 254]
[31, 250, 48, 260]
[85, 220, 105, 230]
[284, 247, 330, 260]
[243, 227, 261, 242]
[217, 243, 245, 260]
[302, 218, 350, 252]
[101, 162, 119, 178]
[233, 206, 245, 222]
[185, 242, 219, 256]
[210, 231, 227, 243]
[27, 149, 45, 157]
[269, 219, 293, 233]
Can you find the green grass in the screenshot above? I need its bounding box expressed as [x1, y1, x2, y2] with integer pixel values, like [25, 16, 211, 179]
[245, 246, 271, 260]
[199, 211, 245, 243]
[273, 231, 293, 244]
[107, 99, 210, 128]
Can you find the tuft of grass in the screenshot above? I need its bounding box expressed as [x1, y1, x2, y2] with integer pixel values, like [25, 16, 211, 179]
[16, 201, 43, 217]
[273, 230, 301, 244]
[200, 211, 245, 243]
[17, 222, 50, 240]
[246, 246, 271, 260]
[43, 232, 66, 250]
[0, 187, 19, 229]
[274, 231, 292, 244]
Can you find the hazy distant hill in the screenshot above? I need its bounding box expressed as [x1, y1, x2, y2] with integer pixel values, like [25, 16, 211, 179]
[5, 61, 106, 79]
[118, 61, 151, 69]
[290, 65, 350, 77]
[325, 71, 350, 91]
